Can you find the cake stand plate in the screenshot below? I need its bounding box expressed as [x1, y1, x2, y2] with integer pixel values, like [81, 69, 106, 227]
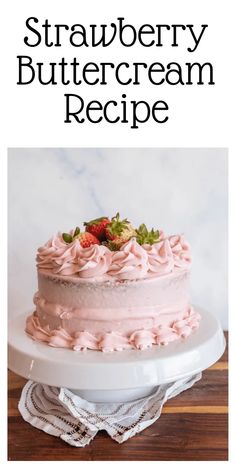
[8, 306, 225, 402]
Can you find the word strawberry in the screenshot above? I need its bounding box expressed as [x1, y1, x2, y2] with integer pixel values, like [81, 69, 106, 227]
[105, 212, 136, 250]
[84, 216, 110, 241]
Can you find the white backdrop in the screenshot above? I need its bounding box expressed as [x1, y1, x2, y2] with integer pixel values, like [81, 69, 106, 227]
[8, 148, 228, 328]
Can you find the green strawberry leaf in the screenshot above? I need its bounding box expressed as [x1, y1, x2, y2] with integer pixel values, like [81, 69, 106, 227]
[73, 226, 80, 238]
[136, 224, 160, 245]
[108, 212, 130, 236]
[62, 233, 73, 243]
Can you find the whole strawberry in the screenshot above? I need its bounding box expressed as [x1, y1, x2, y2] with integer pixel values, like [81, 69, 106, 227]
[77, 232, 100, 248]
[62, 227, 100, 248]
[105, 212, 136, 250]
[84, 216, 110, 242]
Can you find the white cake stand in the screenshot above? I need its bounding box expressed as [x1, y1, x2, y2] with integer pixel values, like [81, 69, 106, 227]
[8, 306, 225, 402]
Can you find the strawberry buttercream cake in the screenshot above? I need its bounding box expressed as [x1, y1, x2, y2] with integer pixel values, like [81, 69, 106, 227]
[26, 213, 201, 352]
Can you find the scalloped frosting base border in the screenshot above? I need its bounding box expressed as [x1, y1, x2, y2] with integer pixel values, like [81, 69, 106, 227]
[25, 307, 201, 352]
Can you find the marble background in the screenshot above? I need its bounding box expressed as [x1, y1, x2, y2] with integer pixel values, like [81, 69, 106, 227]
[8, 148, 228, 328]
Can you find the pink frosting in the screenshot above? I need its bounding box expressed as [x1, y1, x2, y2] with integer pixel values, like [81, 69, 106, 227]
[25, 306, 200, 352]
[51, 239, 82, 275]
[143, 239, 174, 277]
[49, 329, 73, 348]
[108, 238, 149, 279]
[37, 232, 82, 275]
[76, 244, 112, 278]
[172, 306, 201, 336]
[168, 234, 192, 268]
[158, 230, 166, 241]
[37, 233, 112, 278]
[130, 330, 156, 350]
[154, 326, 179, 345]
[26, 314, 50, 343]
[36, 233, 69, 271]
[72, 331, 98, 351]
[98, 332, 131, 352]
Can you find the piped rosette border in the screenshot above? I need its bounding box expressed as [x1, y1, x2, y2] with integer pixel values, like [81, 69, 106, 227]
[36, 232, 192, 281]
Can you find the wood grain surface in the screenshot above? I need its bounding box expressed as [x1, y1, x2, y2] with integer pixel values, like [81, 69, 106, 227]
[8, 332, 228, 461]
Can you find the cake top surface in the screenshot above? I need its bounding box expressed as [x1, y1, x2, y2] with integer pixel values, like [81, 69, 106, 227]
[36, 213, 192, 281]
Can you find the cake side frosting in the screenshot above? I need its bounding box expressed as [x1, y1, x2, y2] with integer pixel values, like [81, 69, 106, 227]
[26, 306, 200, 351]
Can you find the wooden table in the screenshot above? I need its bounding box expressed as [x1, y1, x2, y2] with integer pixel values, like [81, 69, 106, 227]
[8, 332, 228, 461]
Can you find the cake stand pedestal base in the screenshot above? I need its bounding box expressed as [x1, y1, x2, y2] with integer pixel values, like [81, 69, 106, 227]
[8, 306, 225, 402]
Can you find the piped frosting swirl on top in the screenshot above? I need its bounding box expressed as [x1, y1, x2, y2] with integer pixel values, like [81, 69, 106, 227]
[169, 234, 192, 268]
[108, 238, 148, 279]
[143, 238, 174, 277]
[36, 232, 192, 279]
[37, 234, 81, 276]
[75, 244, 112, 278]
